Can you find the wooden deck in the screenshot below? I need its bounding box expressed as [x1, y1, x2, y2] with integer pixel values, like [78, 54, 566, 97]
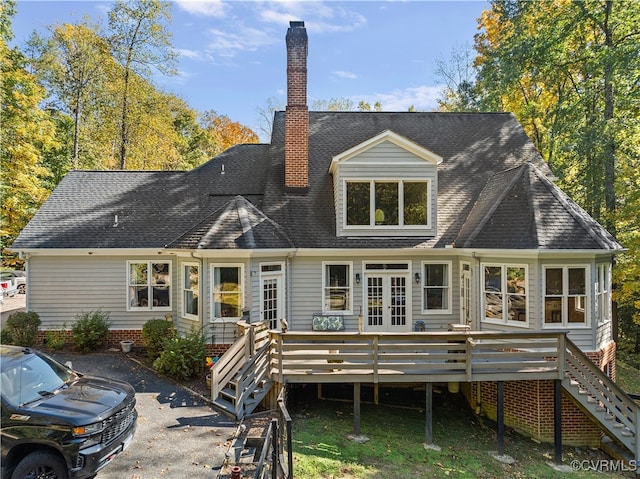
[269, 330, 566, 384]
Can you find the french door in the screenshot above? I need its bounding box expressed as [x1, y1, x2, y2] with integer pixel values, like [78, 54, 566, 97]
[365, 271, 410, 332]
[260, 263, 285, 329]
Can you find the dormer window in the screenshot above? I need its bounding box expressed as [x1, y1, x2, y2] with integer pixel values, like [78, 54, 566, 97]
[346, 180, 430, 227]
[330, 130, 441, 238]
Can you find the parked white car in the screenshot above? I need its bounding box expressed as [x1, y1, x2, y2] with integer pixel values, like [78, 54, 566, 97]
[1, 271, 25, 294]
[0, 272, 20, 298]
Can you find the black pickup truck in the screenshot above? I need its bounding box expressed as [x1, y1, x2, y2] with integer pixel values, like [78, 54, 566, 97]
[1, 345, 137, 479]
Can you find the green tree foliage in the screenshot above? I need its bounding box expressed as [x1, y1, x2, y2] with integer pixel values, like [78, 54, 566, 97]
[466, 0, 640, 328]
[35, 21, 110, 169]
[107, 0, 177, 169]
[0, 11, 57, 250]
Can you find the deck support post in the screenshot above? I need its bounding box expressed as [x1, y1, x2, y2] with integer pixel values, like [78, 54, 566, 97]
[353, 383, 361, 435]
[497, 381, 504, 455]
[554, 378, 562, 464]
[425, 383, 433, 445]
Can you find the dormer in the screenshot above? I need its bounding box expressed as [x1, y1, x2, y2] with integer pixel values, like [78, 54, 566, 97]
[329, 130, 443, 237]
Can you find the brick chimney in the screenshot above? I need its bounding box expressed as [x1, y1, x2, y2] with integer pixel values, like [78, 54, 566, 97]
[285, 21, 309, 194]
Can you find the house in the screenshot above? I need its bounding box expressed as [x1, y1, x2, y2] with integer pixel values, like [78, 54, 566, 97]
[12, 22, 637, 460]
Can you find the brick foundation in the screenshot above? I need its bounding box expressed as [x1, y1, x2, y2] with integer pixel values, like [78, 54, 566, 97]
[462, 342, 617, 447]
[37, 329, 231, 357]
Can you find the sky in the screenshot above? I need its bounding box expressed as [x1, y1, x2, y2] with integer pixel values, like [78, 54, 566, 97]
[11, 0, 488, 139]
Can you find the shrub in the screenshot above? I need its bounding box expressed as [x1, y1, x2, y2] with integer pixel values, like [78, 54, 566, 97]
[4, 311, 41, 346]
[71, 310, 111, 353]
[45, 329, 67, 350]
[153, 328, 206, 380]
[141, 318, 177, 360]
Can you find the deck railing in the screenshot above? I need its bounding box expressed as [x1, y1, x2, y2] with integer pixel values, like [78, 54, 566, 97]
[269, 330, 566, 384]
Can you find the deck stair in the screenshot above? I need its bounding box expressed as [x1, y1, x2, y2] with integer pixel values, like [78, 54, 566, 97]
[562, 338, 639, 465]
[210, 322, 273, 420]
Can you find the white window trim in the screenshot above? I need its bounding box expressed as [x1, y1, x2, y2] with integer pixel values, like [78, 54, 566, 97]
[542, 265, 591, 329]
[481, 263, 529, 328]
[181, 262, 199, 321]
[126, 260, 172, 312]
[342, 179, 432, 230]
[322, 261, 354, 315]
[420, 260, 452, 315]
[210, 263, 244, 322]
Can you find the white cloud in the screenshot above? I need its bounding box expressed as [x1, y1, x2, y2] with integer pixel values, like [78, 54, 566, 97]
[175, 48, 203, 60]
[205, 26, 278, 57]
[364, 85, 445, 112]
[256, 2, 367, 33]
[333, 70, 357, 80]
[174, 0, 228, 17]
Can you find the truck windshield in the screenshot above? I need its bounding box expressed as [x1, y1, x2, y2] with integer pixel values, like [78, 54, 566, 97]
[1, 352, 76, 406]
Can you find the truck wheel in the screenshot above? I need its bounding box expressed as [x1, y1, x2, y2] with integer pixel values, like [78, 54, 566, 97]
[12, 451, 68, 479]
[18, 284, 25, 294]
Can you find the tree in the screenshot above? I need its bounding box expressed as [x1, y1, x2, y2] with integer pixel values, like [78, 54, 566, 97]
[42, 22, 109, 169]
[0, 10, 57, 251]
[435, 44, 481, 112]
[473, 0, 640, 330]
[108, 0, 176, 169]
[200, 110, 259, 157]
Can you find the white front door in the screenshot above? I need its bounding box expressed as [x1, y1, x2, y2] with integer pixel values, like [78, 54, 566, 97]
[260, 263, 285, 329]
[365, 273, 410, 332]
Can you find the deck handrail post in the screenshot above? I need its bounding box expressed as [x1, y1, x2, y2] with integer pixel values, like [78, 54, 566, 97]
[373, 335, 379, 383]
[557, 333, 566, 380]
[465, 336, 473, 382]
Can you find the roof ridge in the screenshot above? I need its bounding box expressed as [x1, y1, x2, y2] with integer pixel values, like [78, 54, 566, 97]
[528, 163, 620, 250]
[463, 164, 527, 246]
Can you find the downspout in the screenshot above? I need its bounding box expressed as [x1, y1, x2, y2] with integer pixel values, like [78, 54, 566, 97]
[286, 250, 298, 326]
[191, 251, 206, 339]
[473, 251, 482, 414]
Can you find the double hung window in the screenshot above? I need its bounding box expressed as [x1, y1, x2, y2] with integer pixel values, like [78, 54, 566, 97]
[421, 262, 451, 313]
[323, 263, 352, 313]
[128, 261, 171, 310]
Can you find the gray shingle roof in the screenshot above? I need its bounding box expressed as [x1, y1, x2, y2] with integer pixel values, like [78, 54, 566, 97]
[11, 112, 622, 252]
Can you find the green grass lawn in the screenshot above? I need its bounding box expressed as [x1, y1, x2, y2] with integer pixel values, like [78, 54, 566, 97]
[289, 386, 637, 479]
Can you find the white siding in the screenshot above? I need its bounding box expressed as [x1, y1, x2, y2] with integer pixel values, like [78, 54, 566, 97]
[27, 255, 176, 330]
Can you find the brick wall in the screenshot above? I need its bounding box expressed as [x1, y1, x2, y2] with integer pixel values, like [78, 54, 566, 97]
[284, 21, 308, 192]
[462, 342, 617, 447]
[37, 329, 232, 357]
[467, 380, 602, 447]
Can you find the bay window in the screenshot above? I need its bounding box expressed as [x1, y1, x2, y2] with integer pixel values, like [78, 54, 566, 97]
[212, 265, 243, 319]
[482, 264, 527, 325]
[596, 263, 611, 324]
[182, 263, 199, 319]
[544, 266, 588, 326]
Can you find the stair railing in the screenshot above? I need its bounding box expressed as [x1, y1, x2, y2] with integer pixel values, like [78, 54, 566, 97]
[564, 338, 639, 462]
